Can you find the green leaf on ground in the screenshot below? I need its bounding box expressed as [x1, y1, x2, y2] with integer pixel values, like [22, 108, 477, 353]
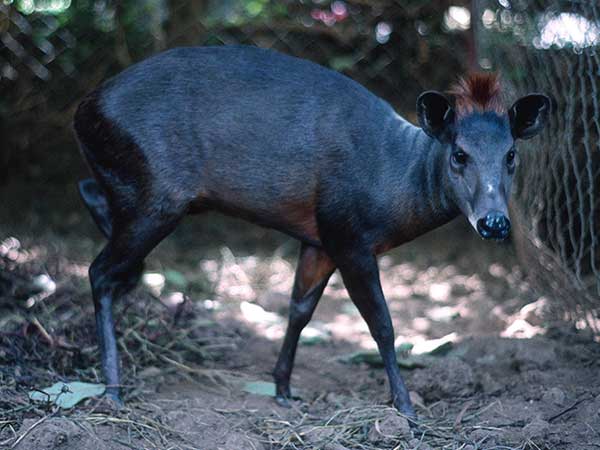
[412, 333, 457, 356]
[427, 340, 454, 356]
[338, 343, 414, 367]
[29, 382, 105, 408]
[242, 381, 299, 398]
[396, 357, 427, 369]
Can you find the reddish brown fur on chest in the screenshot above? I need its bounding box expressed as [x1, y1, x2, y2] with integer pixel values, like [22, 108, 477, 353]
[277, 197, 320, 243]
[294, 246, 334, 297]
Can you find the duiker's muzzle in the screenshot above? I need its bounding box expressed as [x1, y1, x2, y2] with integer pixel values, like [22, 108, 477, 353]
[476, 211, 511, 240]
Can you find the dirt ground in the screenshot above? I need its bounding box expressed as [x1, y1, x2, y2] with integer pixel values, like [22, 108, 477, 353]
[1, 182, 599, 450]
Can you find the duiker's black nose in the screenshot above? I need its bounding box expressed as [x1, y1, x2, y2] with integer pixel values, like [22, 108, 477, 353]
[476, 212, 511, 240]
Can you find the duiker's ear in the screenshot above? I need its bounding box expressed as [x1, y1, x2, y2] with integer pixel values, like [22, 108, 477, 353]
[509, 94, 551, 140]
[417, 91, 455, 142]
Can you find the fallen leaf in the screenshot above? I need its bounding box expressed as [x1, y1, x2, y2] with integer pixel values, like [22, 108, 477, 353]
[29, 382, 106, 409]
[242, 380, 299, 398]
[338, 343, 415, 367]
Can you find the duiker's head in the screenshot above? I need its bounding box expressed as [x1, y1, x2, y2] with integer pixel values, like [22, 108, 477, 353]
[417, 73, 550, 240]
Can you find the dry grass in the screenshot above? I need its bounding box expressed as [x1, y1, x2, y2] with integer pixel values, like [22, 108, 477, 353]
[0, 236, 244, 448]
[245, 402, 547, 450]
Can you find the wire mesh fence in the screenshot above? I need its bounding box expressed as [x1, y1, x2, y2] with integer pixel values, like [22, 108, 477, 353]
[477, 0, 600, 332]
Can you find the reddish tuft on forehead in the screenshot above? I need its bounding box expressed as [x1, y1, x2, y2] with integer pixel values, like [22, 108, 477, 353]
[449, 72, 505, 117]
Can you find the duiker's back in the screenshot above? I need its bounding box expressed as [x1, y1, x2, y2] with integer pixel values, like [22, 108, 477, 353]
[99, 45, 393, 161]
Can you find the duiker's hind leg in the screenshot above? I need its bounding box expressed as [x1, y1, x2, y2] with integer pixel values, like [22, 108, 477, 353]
[273, 244, 335, 406]
[78, 179, 112, 238]
[89, 212, 182, 403]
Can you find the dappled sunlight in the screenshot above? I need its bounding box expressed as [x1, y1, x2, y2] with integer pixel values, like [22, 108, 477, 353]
[326, 312, 372, 348]
[142, 272, 166, 296]
[0, 237, 39, 265]
[537, 12, 600, 49]
[240, 301, 285, 341]
[501, 319, 544, 339]
[428, 282, 451, 302]
[198, 248, 295, 303]
[163, 291, 186, 308]
[240, 301, 280, 325]
[62, 262, 89, 278]
[129, 225, 550, 354]
[1, 219, 549, 360]
[0, 236, 58, 309]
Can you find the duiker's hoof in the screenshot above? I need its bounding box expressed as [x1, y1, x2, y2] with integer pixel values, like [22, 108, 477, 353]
[105, 387, 124, 407]
[406, 415, 420, 431]
[395, 404, 418, 428]
[92, 393, 124, 413]
[275, 395, 292, 408]
[107, 393, 124, 408]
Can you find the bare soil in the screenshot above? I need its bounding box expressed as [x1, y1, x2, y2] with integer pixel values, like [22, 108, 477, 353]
[1, 182, 599, 450]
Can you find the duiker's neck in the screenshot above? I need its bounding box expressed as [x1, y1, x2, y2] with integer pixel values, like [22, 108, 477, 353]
[418, 126, 459, 223]
[380, 115, 460, 247]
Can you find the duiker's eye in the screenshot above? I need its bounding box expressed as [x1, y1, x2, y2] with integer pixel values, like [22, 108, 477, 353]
[506, 149, 516, 165]
[451, 150, 468, 166]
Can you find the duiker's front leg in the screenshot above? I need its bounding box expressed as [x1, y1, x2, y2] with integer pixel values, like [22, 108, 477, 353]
[273, 244, 335, 406]
[336, 251, 415, 418]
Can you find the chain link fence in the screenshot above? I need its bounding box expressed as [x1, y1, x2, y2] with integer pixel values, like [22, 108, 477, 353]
[477, 0, 600, 332]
